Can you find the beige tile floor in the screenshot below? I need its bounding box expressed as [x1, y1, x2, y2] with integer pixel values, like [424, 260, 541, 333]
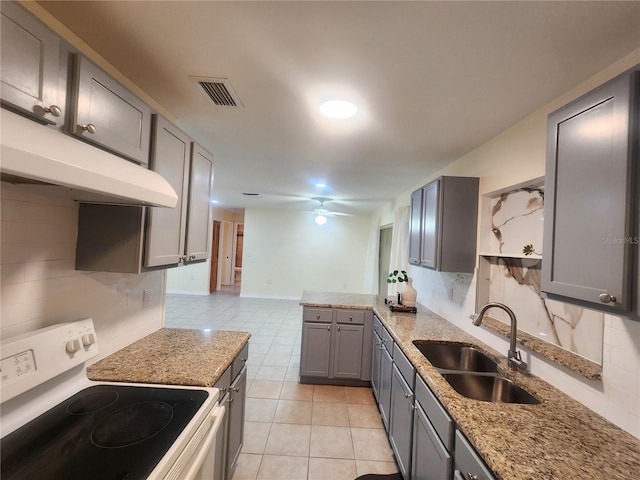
[165, 293, 399, 480]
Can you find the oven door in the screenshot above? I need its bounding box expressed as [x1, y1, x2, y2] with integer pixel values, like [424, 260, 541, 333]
[157, 403, 226, 480]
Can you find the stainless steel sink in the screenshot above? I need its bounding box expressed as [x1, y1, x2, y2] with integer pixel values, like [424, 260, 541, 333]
[442, 373, 540, 405]
[412, 341, 498, 373]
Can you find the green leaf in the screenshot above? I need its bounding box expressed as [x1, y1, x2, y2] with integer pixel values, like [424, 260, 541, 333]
[393, 270, 399, 276]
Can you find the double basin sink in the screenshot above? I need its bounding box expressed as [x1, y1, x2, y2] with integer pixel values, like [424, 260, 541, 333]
[413, 341, 540, 405]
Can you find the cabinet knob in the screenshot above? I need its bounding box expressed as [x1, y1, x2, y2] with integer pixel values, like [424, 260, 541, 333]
[81, 123, 97, 134]
[44, 105, 62, 117]
[467, 474, 479, 480]
[337, 325, 341, 332]
[349, 316, 353, 321]
[327, 325, 331, 331]
[404, 392, 413, 400]
[599, 293, 616, 304]
[189, 254, 196, 260]
[316, 314, 321, 320]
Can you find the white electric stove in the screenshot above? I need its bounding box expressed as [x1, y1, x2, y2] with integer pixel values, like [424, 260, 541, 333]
[0, 319, 224, 480]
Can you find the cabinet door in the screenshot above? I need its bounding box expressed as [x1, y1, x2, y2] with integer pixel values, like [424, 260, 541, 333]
[226, 366, 247, 480]
[389, 364, 414, 480]
[379, 344, 393, 432]
[420, 179, 440, 269]
[542, 70, 638, 311]
[454, 430, 497, 480]
[144, 116, 190, 267]
[1, 2, 64, 125]
[412, 403, 452, 480]
[409, 188, 423, 265]
[184, 143, 214, 262]
[333, 324, 364, 379]
[214, 392, 229, 480]
[300, 322, 332, 377]
[371, 331, 382, 401]
[71, 55, 151, 165]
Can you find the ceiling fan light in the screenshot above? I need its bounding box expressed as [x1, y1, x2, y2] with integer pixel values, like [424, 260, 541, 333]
[319, 100, 357, 119]
[315, 214, 328, 225]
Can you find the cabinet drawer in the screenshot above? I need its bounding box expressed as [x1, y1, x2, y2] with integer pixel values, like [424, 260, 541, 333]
[336, 309, 365, 325]
[393, 343, 415, 388]
[455, 430, 497, 480]
[374, 315, 382, 337]
[303, 307, 333, 323]
[381, 325, 394, 355]
[415, 374, 454, 451]
[231, 343, 249, 380]
[214, 366, 232, 393]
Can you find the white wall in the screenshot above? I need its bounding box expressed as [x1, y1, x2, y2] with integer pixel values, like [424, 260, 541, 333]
[241, 208, 373, 299]
[375, 48, 640, 438]
[0, 183, 164, 361]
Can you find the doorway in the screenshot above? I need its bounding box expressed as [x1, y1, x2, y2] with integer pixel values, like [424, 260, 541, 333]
[378, 225, 392, 296]
[209, 221, 221, 293]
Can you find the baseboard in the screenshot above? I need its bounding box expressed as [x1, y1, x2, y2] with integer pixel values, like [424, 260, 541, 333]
[165, 290, 210, 296]
[239, 293, 300, 301]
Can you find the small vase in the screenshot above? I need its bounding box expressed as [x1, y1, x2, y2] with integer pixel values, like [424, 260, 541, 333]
[401, 278, 417, 307]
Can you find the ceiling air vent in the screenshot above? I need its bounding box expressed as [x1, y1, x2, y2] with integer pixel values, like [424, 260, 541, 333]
[190, 76, 243, 107]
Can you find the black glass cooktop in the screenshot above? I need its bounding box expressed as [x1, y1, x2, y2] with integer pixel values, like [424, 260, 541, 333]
[1, 385, 209, 480]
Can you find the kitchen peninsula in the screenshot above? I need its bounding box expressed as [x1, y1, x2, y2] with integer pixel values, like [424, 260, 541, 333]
[300, 291, 640, 480]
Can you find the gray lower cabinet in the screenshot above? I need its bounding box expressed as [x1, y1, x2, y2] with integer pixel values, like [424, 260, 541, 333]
[379, 340, 393, 432]
[71, 55, 152, 165]
[409, 176, 479, 272]
[542, 66, 640, 316]
[454, 430, 497, 480]
[0, 1, 66, 126]
[300, 307, 373, 383]
[412, 375, 454, 480]
[371, 329, 382, 400]
[300, 321, 332, 377]
[389, 345, 416, 480]
[214, 343, 248, 480]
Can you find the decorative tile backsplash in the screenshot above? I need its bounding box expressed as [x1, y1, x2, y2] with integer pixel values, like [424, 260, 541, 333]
[480, 184, 604, 364]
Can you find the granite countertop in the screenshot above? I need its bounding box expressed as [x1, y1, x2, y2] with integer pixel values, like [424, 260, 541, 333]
[300, 291, 640, 480]
[87, 328, 251, 387]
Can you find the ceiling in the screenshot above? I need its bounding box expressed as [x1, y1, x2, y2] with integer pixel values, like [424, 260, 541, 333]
[38, 1, 640, 215]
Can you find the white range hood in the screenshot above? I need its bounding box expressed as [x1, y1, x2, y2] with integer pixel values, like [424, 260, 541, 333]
[0, 110, 178, 208]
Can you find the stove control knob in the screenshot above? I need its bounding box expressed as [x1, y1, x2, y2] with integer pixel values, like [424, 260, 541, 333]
[82, 333, 96, 347]
[66, 339, 81, 354]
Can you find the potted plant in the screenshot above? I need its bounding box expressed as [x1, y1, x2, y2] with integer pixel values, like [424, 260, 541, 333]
[387, 270, 408, 284]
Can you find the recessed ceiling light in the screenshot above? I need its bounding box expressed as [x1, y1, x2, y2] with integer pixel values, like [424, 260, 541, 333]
[319, 100, 357, 119]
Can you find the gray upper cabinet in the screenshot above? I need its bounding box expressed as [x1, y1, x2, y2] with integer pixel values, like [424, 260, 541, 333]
[409, 188, 423, 265]
[71, 55, 151, 165]
[144, 115, 191, 268]
[185, 143, 215, 262]
[542, 67, 640, 315]
[410, 176, 479, 273]
[76, 135, 214, 273]
[0, 1, 66, 125]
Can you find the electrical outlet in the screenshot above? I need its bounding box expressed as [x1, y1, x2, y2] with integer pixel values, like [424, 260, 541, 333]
[143, 289, 152, 307]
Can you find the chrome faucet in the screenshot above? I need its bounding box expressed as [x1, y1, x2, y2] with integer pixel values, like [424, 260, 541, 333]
[472, 302, 528, 372]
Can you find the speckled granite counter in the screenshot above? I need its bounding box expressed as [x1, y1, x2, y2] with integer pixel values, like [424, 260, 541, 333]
[300, 291, 640, 480]
[87, 329, 251, 387]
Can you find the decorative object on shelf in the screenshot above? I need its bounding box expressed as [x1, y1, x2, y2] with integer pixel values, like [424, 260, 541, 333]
[522, 244, 541, 256]
[387, 270, 417, 307]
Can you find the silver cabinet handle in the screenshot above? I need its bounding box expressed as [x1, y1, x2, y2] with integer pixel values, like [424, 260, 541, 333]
[349, 316, 353, 321]
[233, 387, 240, 393]
[404, 392, 413, 400]
[467, 474, 479, 480]
[599, 293, 616, 304]
[44, 105, 62, 117]
[189, 254, 196, 260]
[327, 325, 330, 331]
[316, 313, 321, 320]
[337, 325, 341, 332]
[81, 123, 97, 134]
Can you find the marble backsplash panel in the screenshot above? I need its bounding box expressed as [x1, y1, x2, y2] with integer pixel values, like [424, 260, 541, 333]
[482, 184, 604, 364]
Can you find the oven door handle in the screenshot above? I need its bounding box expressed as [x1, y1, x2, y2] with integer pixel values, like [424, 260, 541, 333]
[172, 403, 226, 480]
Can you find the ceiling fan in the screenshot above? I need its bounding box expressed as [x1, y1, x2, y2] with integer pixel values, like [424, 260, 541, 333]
[309, 197, 352, 225]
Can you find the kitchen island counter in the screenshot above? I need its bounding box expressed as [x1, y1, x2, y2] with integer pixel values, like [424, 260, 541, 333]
[87, 328, 250, 387]
[300, 291, 640, 480]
